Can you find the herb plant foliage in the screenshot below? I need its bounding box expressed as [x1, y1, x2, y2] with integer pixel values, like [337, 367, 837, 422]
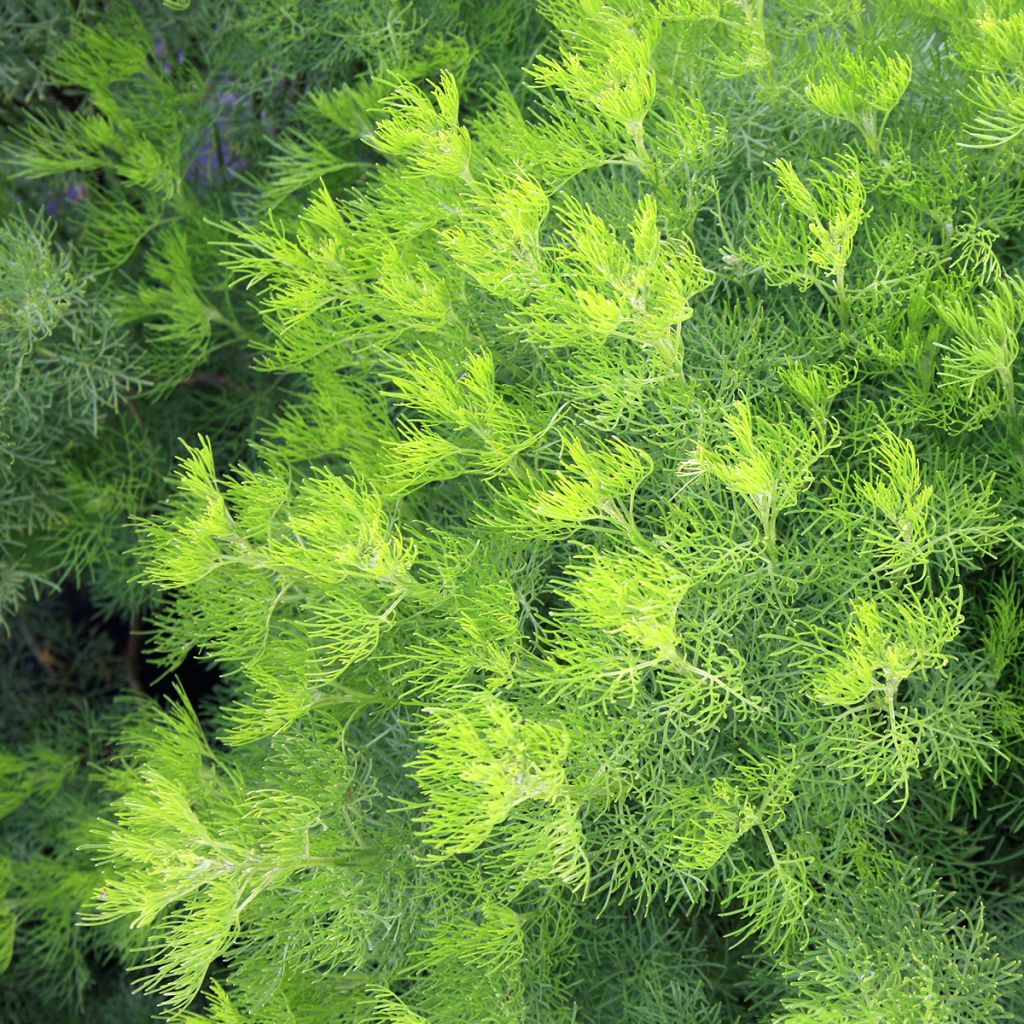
[4, 1, 1024, 1022]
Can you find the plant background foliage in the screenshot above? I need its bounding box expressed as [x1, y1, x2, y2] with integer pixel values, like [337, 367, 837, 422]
[4, 0, 1024, 1021]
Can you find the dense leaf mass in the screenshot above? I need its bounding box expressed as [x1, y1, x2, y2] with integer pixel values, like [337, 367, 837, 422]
[3, 1, 1024, 1021]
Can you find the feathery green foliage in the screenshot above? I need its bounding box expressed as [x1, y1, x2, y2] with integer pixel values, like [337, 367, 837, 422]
[5, 0, 1024, 1021]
